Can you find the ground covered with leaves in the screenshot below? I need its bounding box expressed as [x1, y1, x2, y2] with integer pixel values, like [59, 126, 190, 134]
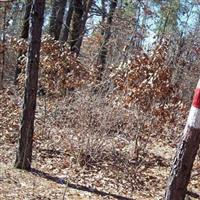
[0, 80, 200, 199]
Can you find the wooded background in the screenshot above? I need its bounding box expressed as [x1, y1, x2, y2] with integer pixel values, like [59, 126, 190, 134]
[0, 0, 200, 200]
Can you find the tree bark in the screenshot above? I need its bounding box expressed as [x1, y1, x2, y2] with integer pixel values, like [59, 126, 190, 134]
[73, 0, 93, 55]
[14, 0, 32, 85]
[97, 0, 117, 80]
[54, 0, 67, 40]
[15, 0, 45, 171]
[0, 3, 7, 89]
[165, 79, 200, 200]
[49, 0, 59, 37]
[21, 0, 32, 39]
[68, 0, 83, 52]
[61, 0, 74, 42]
[101, 0, 106, 35]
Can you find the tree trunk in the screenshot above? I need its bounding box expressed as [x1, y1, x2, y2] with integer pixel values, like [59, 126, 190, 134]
[49, 0, 59, 37]
[14, 0, 32, 85]
[101, 0, 106, 35]
[61, 0, 74, 42]
[97, 0, 117, 80]
[15, 0, 45, 171]
[0, 3, 7, 89]
[54, 0, 67, 40]
[165, 79, 200, 200]
[68, 0, 83, 52]
[73, 0, 93, 55]
[21, 0, 32, 39]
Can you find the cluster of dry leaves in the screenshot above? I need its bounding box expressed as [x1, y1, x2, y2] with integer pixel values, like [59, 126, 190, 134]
[112, 39, 186, 120]
[11, 36, 91, 95]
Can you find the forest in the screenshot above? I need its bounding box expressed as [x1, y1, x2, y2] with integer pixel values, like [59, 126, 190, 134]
[0, 0, 200, 199]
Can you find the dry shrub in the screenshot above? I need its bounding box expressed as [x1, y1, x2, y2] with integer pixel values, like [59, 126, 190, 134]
[39, 86, 170, 190]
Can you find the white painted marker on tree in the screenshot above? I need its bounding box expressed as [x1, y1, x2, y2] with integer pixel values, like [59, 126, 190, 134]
[186, 81, 200, 129]
[187, 106, 200, 129]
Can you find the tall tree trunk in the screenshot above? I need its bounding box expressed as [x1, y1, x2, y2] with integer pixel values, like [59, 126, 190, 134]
[101, 0, 106, 35]
[61, 0, 74, 42]
[0, 2, 7, 89]
[49, 0, 59, 37]
[54, 0, 67, 40]
[73, 0, 93, 55]
[68, 0, 83, 52]
[15, 0, 45, 171]
[164, 79, 200, 200]
[21, 0, 32, 39]
[97, 0, 117, 80]
[14, 0, 32, 85]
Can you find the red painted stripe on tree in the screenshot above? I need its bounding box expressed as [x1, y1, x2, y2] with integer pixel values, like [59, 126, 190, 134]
[192, 88, 200, 109]
[187, 84, 200, 129]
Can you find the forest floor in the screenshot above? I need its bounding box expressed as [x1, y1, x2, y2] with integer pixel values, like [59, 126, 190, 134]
[0, 78, 200, 200]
